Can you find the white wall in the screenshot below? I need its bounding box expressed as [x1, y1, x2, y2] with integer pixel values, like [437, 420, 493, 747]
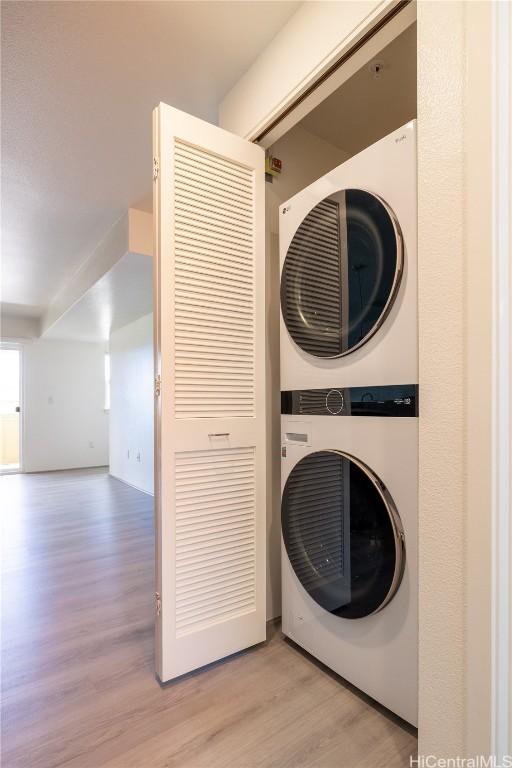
[265, 126, 349, 620]
[417, 1, 503, 757]
[109, 313, 153, 495]
[417, 3, 465, 751]
[23, 338, 109, 472]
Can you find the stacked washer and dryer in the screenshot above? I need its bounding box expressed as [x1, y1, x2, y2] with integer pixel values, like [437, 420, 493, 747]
[279, 121, 418, 726]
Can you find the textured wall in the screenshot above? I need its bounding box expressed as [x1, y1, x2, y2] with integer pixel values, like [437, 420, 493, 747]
[417, 1, 466, 756]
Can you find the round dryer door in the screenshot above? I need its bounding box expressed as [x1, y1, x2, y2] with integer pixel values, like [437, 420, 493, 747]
[281, 450, 405, 618]
[281, 189, 403, 358]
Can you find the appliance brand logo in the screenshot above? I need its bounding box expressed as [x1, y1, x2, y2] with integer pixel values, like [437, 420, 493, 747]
[395, 134, 407, 144]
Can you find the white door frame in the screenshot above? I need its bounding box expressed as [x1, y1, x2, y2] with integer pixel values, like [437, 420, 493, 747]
[490, 0, 511, 758]
[464, 0, 512, 758]
[220, 0, 511, 757]
[0, 342, 24, 474]
[219, 0, 408, 143]
[254, 1, 416, 148]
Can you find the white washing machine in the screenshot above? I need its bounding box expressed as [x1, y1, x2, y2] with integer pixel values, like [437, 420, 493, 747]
[279, 121, 417, 390]
[280, 386, 418, 725]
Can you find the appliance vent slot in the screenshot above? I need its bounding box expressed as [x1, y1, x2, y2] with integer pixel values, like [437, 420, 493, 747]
[173, 140, 255, 419]
[285, 432, 308, 443]
[175, 447, 256, 636]
[283, 198, 344, 357]
[297, 389, 329, 415]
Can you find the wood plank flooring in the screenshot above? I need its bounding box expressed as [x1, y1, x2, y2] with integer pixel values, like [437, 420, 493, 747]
[1, 468, 417, 768]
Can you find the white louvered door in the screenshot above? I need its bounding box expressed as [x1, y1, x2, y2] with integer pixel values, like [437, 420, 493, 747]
[153, 103, 266, 682]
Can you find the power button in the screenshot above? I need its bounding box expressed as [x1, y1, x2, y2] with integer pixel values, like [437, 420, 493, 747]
[325, 389, 344, 415]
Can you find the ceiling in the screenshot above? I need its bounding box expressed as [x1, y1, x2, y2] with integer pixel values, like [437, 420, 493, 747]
[301, 23, 416, 157]
[1, 0, 300, 322]
[44, 252, 153, 343]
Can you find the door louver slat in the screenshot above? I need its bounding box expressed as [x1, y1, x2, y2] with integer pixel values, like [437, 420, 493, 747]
[175, 447, 256, 636]
[175, 145, 253, 181]
[175, 231, 252, 258]
[176, 562, 254, 588]
[173, 153, 256, 409]
[176, 551, 254, 580]
[175, 290, 253, 313]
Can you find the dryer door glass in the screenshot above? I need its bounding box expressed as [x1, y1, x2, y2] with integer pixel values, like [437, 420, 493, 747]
[281, 189, 403, 358]
[281, 450, 404, 618]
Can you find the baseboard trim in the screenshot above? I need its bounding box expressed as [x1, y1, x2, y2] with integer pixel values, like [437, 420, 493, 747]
[24, 465, 109, 474]
[109, 472, 154, 497]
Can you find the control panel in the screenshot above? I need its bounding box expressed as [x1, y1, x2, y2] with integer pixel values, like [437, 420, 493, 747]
[281, 385, 418, 418]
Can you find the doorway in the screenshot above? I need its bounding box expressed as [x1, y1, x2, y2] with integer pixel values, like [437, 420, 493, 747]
[0, 346, 22, 473]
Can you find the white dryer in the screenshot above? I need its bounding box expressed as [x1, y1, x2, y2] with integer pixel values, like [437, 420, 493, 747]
[279, 121, 417, 390]
[280, 386, 418, 726]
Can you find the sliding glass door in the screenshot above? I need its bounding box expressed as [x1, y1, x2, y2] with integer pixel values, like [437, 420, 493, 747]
[0, 347, 22, 473]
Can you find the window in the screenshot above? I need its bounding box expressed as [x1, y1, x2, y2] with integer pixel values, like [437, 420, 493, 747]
[0, 347, 21, 471]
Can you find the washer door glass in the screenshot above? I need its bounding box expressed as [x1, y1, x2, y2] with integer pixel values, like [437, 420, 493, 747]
[281, 189, 403, 358]
[281, 450, 404, 618]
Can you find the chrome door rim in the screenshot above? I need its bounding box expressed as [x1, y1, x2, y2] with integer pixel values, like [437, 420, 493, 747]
[283, 448, 406, 617]
[281, 189, 405, 359]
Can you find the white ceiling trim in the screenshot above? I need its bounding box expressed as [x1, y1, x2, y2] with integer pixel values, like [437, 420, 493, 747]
[41, 208, 151, 338]
[43, 250, 153, 343]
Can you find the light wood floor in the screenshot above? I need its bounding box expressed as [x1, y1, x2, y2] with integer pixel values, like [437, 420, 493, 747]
[1, 468, 417, 768]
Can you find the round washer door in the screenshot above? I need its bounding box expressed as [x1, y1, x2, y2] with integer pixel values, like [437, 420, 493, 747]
[281, 450, 405, 618]
[281, 189, 403, 358]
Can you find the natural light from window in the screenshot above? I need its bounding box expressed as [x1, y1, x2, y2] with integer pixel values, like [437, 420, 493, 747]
[0, 348, 21, 471]
[104, 352, 111, 411]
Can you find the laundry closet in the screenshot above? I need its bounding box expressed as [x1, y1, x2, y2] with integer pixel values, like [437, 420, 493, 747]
[264, 20, 418, 724]
[264, 20, 417, 617]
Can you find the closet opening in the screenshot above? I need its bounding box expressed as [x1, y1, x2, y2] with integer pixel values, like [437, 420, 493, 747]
[263, 16, 417, 628]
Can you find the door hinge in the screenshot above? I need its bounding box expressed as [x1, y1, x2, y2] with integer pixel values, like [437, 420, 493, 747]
[154, 374, 161, 397]
[153, 157, 159, 181]
[155, 591, 161, 616]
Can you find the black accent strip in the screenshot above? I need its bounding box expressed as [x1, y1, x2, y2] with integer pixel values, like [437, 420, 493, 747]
[281, 385, 418, 417]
